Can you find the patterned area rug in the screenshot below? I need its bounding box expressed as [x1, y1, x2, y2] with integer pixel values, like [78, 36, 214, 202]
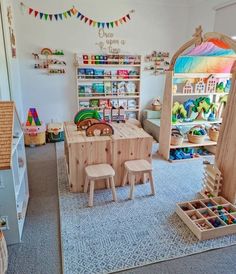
[56, 142, 236, 274]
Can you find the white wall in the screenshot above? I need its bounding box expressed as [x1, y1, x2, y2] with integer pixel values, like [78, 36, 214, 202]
[0, 0, 23, 120]
[12, 0, 191, 123]
[214, 2, 236, 35]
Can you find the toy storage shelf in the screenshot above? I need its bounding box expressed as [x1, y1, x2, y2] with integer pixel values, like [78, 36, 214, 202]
[176, 197, 236, 240]
[159, 70, 230, 161]
[170, 138, 217, 149]
[173, 73, 232, 79]
[76, 54, 142, 120]
[0, 102, 29, 245]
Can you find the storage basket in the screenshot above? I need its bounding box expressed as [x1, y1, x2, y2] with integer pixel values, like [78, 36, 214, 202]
[152, 104, 162, 111]
[0, 231, 8, 274]
[47, 123, 64, 143]
[208, 126, 220, 142]
[187, 125, 206, 144]
[23, 124, 46, 146]
[171, 128, 184, 146]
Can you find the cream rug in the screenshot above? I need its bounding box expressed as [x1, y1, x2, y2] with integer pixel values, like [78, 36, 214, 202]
[56, 142, 236, 274]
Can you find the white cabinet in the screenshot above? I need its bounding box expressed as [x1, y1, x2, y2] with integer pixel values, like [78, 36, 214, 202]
[0, 102, 29, 245]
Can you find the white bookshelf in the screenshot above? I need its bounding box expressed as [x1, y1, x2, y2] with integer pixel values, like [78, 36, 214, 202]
[75, 54, 142, 120]
[0, 102, 29, 245]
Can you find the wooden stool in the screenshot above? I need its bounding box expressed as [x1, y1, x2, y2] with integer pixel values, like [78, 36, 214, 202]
[84, 164, 117, 207]
[122, 159, 155, 199]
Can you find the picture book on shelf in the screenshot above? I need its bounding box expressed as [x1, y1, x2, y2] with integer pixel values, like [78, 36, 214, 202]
[89, 99, 99, 107]
[127, 99, 137, 109]
[104, 82, 112, 95]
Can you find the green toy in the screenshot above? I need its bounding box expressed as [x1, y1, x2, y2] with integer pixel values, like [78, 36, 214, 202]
[172, 102, 187, 123]
[74, 109, 101, 125]
[192, 97, 211, 120]
[216, 82, 225, 93]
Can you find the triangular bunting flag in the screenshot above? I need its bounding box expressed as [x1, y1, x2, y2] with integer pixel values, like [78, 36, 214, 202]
[29, 8, 33, 15]
[123, 16, 127, 23]
[67, 10, 71, 17]
[115, 21, 119, 27]
[80, 14, 84, 20]
[84, 17, 88, 23]
[54, 14, 58, 20]
[77, 12, 81, 19]
[126, 14, 131, 20]
[89, 19, 93, 25]
[34, 10, 39, 18]
[106, 22, 110, 28]
[40, 12, 44, 19]
[49, 14, 53, 21]
[93, 21, 97, 27]
[63, 12, 67, 18]
[110, 22, 114, 28]
[59, 13, 63, 20]
[71, 8, 77, 15]
[119, 18, 123, 24]
[102, 23, 105, 28]
[97, 22, 101, 28]
[44, 14, 48, 20]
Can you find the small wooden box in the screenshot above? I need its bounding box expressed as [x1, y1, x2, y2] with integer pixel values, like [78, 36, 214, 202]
[47, 123, 64, 143]
[176, 197, 236, 240]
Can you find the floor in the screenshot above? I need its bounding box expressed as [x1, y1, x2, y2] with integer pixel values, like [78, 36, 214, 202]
[7, 144, 236, 274]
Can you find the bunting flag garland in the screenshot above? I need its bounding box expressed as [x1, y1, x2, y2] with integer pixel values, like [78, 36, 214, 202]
[20, 2, 134, 28]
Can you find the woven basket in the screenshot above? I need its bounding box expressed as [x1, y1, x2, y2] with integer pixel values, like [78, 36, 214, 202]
[0, 232, 8, 274]
[24, 132, 46, 146]
[209, 127, 219, 142]
[171, 129, 184, 146]
[188, 125, 206, 144]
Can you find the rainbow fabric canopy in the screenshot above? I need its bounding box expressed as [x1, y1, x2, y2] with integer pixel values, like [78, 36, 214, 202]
[174, 40, 236, 73]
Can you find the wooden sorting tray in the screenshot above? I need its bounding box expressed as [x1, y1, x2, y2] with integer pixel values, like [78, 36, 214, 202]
[176, 197, 236, 240]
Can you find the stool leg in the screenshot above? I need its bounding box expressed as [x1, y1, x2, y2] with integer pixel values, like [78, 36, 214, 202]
[142, 173, 147, 184]
[122, 168, 128, 186]
[110, 177, 117, 202]
[84, 176, 89, 193]
[106, 178, 110, 189]
[148, 171, 155, 195]
[129, 174, 136, 200]
[89, 180, 95, 207]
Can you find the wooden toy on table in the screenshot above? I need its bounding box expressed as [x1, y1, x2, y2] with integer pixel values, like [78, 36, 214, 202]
[201, 162, 222, 198]
[76, 118, 100, 131]
[86, 122, 114, 136]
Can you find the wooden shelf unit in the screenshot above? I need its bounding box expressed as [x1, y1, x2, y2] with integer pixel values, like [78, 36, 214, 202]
[159, 71, 230, 161]
[0, 102, 29, 245]
[76, 54, 142, 120]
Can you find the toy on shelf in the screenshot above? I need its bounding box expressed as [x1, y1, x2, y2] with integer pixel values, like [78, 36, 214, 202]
[144, 50, 170, 75]
[192, 97, 211, 120]
[33, 48, 66, 75]
[86, 123, 114, 136]
[217, 94, 228, 118]
[170, 128, 183, 146]
[46, 123, 64, 143]
[208, 102, 218, 121]
[208, 124, 220, 142]
[23, 108, 46, 146]
[195, 78, 205, 93]
[183, 81, 193, 94]
[225, 79, 231, 93]
[201, 162, 222, 198]
[172, 102, 187, 123]
[151, 97, 162, 111]
[187, 125, 207, 144]
[206, 75, 217, 93]
[216, 82, 225, 93]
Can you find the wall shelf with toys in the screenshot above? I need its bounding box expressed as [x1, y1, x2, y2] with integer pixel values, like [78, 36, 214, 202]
[75, 54, 142, 120]
[159, 28, 236, 162]
[144, 51, 170, 75]
[32, 48, 66, 75]
[0, 102, 29, 245]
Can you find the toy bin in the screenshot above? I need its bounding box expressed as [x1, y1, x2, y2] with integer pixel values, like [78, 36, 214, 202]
[23, 123, 46, 146]
[46, 123, 64, 143]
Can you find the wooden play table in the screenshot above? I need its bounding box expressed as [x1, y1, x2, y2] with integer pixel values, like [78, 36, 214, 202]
[64, 121, 153, 192]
